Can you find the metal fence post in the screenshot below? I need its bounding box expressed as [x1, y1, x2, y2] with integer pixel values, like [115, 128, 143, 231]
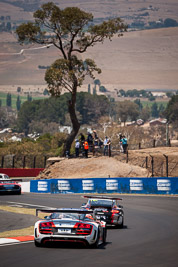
[153, 139, 156, 148]
[150, 155, 154, 177]
[12, 155, 15, 168]
[23, 156, 26, 168]
[146, 156, 148, 169]
[33, 156, 36, 168]
[163, 154, 169, 177]
[126, 151, 128, 163]
[44, 156, 46, 168]
[1, 156, 4, 168]
[109, 144, 111, 157]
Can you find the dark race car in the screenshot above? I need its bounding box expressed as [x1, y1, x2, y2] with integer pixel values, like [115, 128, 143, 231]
[81, 195, 124, 228]
[0, 179, 22, 195]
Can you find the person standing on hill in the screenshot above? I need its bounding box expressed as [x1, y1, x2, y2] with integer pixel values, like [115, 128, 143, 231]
[79, 133, 85, 156]
[121, 135, 128, 154]
[75, 139, 80, 157]
[103, 136, 109, 156]
[119, 133, 124, 153]
[84, 140, 89, 158]
[87, 132, 94, 152]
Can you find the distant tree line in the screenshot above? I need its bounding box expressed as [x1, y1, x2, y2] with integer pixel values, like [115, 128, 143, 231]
[15, 91, 169, 135]
[5, 0, 40, 12]
[117, 89, 155, 100]
[16, 92, 111, 135]
[165, 95, 178, 129]
[129, 17, 178, 30]
[1, 92, 178, 134]
[38, 65, 50, 69]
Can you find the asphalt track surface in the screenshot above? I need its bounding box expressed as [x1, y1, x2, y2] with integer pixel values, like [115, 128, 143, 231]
[0, 193, 178, 267]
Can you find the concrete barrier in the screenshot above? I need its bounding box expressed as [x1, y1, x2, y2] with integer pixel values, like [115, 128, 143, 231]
[20, 182, 30, 193]
[30, 177, 178, 195]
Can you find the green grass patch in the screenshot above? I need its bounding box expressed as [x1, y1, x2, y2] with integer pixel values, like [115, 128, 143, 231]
[141, 100, 168, 108]
[0, 92, 47, 110]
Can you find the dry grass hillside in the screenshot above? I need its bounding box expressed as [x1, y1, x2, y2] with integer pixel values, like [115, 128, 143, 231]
[0, 27, 178, 93]
[0, 0, 178, 92]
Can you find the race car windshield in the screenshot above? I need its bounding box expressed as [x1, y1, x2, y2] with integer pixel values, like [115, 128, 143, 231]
[90, 199, 114, 208]
[50, 212, 86, 220]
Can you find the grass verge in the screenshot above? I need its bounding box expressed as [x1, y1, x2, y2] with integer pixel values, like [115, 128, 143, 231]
[0, 205, 45, 238]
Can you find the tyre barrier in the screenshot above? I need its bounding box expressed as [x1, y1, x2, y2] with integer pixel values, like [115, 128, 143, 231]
[29, 177, 178, 195]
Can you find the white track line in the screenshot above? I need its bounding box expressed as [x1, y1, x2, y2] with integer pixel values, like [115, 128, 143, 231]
[7, 201, 54, 209]
[0, 241, 34, 247]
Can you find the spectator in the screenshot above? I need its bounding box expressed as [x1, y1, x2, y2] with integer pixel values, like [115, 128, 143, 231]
[119, 133, 124, 153]
[93, 130, 99, 146]
[79, 133, 85, 156]
[87, 132, 93, 152]
[87, 132, 93, 146]
[75, 139, 80, 157]
[108, 138, 111, 157]
[103, 136, 109, 156]
[84, 140, 89, 158]
[79, 133, 85, 144]
[121, 135, 128, 154]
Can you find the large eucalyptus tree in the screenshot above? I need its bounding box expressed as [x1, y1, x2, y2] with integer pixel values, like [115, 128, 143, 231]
[16, 2, 127, 155]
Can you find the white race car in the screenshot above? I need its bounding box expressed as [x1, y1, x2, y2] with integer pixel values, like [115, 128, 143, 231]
[0, 173, 10, 180]
[34, 208, 107, 248]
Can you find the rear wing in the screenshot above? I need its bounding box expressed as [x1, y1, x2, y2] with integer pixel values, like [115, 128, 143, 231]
[83, 195, 122, 201]
[36, 208, 94, 217]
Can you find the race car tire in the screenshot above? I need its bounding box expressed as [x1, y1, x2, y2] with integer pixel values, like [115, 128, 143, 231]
[34, 240, 43, 247]
[116, 218, 124, 228]
[91, 230, 100, 248]
[102, 228, 107, 244]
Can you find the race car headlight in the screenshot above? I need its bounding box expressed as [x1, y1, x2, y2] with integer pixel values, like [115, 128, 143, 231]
[74, 223, 93, 235]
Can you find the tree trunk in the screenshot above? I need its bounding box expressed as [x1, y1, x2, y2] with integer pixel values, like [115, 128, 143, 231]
[62, 88, 80, 156]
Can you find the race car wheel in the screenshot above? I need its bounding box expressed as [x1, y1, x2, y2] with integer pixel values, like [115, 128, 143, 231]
[102, 228, 107, 244]
[91, 230, 100, 248]
[116, 218, 124, 228]
[34, 240, 43, 247]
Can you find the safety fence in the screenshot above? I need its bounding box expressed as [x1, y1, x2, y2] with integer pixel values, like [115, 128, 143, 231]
[0, 155, 48, 169]
[112, 152, 178, 177]
[30, 177, 178, 195]
[1, 152, 178, 178]
[0, 139, 175, 168]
